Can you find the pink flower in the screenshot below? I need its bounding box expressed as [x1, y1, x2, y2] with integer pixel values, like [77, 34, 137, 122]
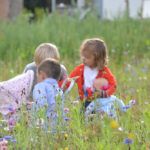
[100, 85, 110, 91]
[8, 118, 16, 127]
[64, 108, 69, 113]
[129, 99, 136, 107]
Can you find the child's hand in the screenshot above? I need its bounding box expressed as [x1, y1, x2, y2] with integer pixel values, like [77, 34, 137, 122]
[94, 90, 108, 98]
[61, 76, 79, 91]
[67, 76, 80, 82]
[100, 90, 108, 98]
[93, 78, 108, 91]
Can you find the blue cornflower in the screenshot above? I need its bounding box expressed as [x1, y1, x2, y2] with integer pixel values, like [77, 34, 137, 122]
[8, 106, 15, 112]
[109, 112, 114, 117]
[64, 117, 70, 121]
[3, 135, 13, 141]
[10, 139, 17, 143]
[124, 138, 133, 144]
[123, 105, 130, 110]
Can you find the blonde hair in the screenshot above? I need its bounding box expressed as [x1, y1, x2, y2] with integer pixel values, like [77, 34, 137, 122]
[80, 38, 109, 69]
[34, 43, 60, 65]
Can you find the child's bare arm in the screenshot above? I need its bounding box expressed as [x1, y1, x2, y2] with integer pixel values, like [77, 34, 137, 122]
[61, 76, 79, 92]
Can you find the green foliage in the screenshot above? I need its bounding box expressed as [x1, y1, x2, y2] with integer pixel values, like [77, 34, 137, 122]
[0, 13, 149, 65]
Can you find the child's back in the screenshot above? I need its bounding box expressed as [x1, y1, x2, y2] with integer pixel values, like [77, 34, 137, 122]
[31, 58, 62, 131]
[0, 70, 34, 126]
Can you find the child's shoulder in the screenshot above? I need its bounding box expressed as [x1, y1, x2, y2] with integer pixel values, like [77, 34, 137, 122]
[102, 66, 111, 72]
[33, 81, 46, 94]
[60, 64, 67, 73]
[75, 64, 84, 70]
[72, 64, 84, 73]
[24, 62, 36, 73]
[25, 62, 36, 69]
[98, 66, 113, 75]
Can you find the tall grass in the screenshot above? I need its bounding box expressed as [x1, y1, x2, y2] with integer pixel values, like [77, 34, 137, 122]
[0, 13, 150, 64]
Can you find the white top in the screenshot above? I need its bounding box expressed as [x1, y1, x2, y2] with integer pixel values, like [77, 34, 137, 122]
[83, 66, 98, 91]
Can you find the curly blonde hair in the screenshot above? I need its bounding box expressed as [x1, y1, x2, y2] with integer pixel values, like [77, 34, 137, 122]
[80, 38, 109, 69]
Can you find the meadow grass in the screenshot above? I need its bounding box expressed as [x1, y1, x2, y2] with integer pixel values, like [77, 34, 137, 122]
[0, 13, 150, 149]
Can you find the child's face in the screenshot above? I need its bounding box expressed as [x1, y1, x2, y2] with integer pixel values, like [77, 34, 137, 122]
[81, 52, 96, 68]
[37, 71, 47, 82]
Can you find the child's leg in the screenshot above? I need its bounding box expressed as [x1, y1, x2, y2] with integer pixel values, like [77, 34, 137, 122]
[96, 97, 117, 118]
[111, 95, 135, 112]
[115, 97, 126, 112]
[122, 99, 136, 110]
[85, 97, 114, 117]
[85, 96, 122, 119]
[100, 102, 116, 118]
[107, 95, 126, 112]
[112, 96, 135, 112]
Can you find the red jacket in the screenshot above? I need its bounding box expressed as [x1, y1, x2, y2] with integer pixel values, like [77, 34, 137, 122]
[69, 64, 117, 101]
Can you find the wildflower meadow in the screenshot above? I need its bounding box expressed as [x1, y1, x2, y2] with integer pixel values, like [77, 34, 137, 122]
[0, 12, 150, 149]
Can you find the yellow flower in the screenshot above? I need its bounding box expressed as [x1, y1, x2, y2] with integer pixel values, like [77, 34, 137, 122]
[64, 133, 68, 140]
[110, 120, 119, 129]
[64, 147, 69, 150]
[128, 133, 135, 139]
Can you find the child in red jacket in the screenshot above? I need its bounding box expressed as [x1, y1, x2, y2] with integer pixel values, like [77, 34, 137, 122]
[64, 38, 135, 118]
[66, 38, 135, 118]
[68, 38, 116, 108]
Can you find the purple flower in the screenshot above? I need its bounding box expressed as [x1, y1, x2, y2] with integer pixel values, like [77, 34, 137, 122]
[10, 139, 17, 143]
[64, 108, 69, 113]
[8, 118, 16, 126]
[109, 112, 114, 117]
[3, 135, 13, 141]
[3, 136, 16, 143]
[123, 105, 130, 110]
[64, 117, 70, 121]
[8, 106, 15, 113]
[124, 138, 133, 144]
[129, 100, 136, 105]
